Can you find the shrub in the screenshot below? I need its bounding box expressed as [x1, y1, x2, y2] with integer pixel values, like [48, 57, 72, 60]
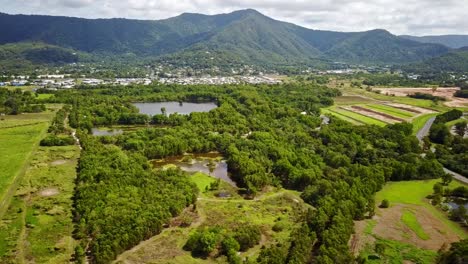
[379, 199, 390, 208]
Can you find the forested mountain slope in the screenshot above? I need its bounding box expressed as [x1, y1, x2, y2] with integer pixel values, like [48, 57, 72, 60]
[401, 35, 468, 49]
[0, 10, 451, 66]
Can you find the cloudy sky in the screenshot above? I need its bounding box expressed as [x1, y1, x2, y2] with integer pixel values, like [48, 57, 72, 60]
[2, 0, 467, 35]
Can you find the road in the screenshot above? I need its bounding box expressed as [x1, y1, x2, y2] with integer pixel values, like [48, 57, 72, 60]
[417, 116, 468, 184]
[416, 116, 435, 141]
[443, 168, 468, 184]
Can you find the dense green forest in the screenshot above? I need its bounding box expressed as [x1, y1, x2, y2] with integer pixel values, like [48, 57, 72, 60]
[42, 82, 451, 263]
[429, 110, 468, 176]
[0, 88, 45, 114]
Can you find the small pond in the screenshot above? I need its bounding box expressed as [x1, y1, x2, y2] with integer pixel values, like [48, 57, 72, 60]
[134, 102, 218, 116]
[153, 153, 237, 187]
[91, 128, 124, 136]
[447, 198, 468, 211]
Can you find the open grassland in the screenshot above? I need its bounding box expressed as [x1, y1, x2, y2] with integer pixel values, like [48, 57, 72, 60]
[375, 179, 465, 206]
[353, 179, 468, 263]
[328, 79, 451, 111]
[114, 177, 309, 264]
[323, 89, 440, 128]
[363, 104, 415, 119]
[0, 145, 80, 263]
[359, 236, 437, 264]
[0, 111, 55, 214]
[321, 108, 364, 125]
[325, 107, 388, 126]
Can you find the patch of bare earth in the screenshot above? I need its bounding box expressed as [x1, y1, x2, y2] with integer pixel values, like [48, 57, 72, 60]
[340, 106, 394, 124]
[50, 160, 67, 166]
[373, 204, 461, 250]
[376, 87, 468, 107]
[39, 188, 59, 197]
[385, 103, 436, 114]
[349, 220, 376, 256]
[351, 106, 405, 122]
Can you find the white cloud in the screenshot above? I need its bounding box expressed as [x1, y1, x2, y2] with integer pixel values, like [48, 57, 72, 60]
[1, 0, 467, 35]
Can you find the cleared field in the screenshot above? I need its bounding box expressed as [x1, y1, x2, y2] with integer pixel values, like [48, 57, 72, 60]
[114, 182, 309, 264]
[0, 145, 80, 263]
[353, 179, 467, 263]
[375, 179, 467, 239]
[330, 107, 388, 126]
[0, 112, 54, 216]
[321, 108, 364, 125]
[401, 210, 430, 240]
[375, 87, 468, 108]
[345, 106, 403, 123]
[375, 179, 465, 206]
[363, 104, 415, 119]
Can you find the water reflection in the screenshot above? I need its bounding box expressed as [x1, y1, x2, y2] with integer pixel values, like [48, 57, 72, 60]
[153, 154, 236, 187]
[134, 102, 217, 116]
[91, 128, 124, 136]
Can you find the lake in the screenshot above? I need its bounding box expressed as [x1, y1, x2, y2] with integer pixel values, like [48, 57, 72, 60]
[152, 153, 237, 187]
[91, 128, 124, 136]
[133, 102, 218, 116]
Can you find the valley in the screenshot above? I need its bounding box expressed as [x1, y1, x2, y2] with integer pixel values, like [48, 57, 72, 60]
[0, 4, 468, 264]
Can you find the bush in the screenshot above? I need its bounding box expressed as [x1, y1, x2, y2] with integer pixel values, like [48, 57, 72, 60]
[379, 199, 390, 208]
[233, 224, 261, 251]
[184, 229, 219, 257]
[40, 135, 75, 146]
[272, 221, 288, 232]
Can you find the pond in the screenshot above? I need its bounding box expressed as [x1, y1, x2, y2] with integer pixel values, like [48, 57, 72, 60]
[133, 102, 218, 116]
[152, 153, 237, 187]
[91, 128, 124, 136]
[447, 198, 468, 211]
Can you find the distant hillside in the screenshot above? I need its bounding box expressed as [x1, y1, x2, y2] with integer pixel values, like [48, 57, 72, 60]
[401, 35, 468, 49]
[0, 42, 81, 71]
[0, 10, 453, 67]
[403, 47, 468, 73]
[324, 29, 449, 64]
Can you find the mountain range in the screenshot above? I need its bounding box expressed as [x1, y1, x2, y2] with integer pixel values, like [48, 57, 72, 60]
[0, 9, 467, 70]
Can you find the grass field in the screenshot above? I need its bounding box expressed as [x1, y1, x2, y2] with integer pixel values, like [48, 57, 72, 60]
[0, 111, 55, 215]
[0, 144, 80, 263]
[401, 210, 430, 240]
[321, 108, 364, 125]
[326, 107, 388, 126]
[360, 237, 438, 264]
[115, 184, 308, 263]
[375, 179, 467, 239]
[363, 104, 415, 119]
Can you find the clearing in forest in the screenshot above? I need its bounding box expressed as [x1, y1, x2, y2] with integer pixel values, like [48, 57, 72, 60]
[0, 111, 55, 218]
[114, 173, 310, 264]
[351, 179, 468, 263]
[0, 145, 80, 263]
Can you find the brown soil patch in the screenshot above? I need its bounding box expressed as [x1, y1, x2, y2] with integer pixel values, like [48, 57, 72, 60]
[385, 103, 436, 114]
[376, 87, 468, 107]
[341, 106, 394, 124]
[373, 204, 461, 250]
[351, 106, 405, 122]
[39, 188, 59, 197]
[350, 219, 376, 256]
[50, 160, 67, 166]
